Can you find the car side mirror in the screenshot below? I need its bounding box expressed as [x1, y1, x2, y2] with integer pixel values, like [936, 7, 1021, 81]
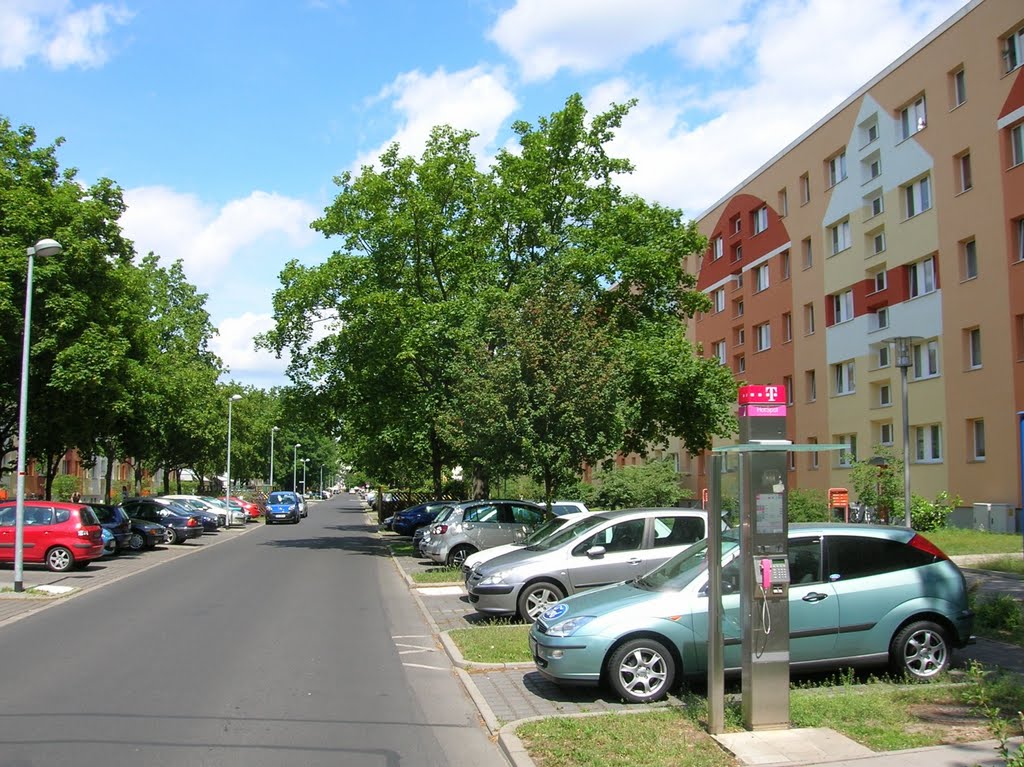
[587, 545, 606, 559]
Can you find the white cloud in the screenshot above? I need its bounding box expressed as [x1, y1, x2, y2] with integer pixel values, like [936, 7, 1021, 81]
[211, 312, 289, 386]
[120, 186, 320, 289]
[585, 0, 968, 215]
[352, 65, 519, 171]
[488, 0, 746, 81]
[0, 1, 132, 70]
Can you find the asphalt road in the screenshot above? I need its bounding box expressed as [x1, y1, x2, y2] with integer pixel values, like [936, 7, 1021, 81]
[0, 495, 506, 767]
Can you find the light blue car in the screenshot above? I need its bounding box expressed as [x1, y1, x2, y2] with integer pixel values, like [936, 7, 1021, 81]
[529, 523, 974, 703]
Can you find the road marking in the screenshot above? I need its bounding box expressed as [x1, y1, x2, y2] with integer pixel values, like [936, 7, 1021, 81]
[393, 634, 431, 639]
[402, 663, 447, 671]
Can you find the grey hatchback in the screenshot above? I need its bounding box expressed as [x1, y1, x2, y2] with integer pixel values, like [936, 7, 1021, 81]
[421, 499, 553, 568]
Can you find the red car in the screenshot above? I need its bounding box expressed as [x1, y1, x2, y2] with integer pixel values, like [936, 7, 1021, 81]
[0, 501, 105, 572]
[230, 496, 261, 521]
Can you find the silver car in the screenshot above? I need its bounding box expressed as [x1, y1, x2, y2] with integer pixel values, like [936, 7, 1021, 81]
[421, 499, 552, 568]
[467, 508, 717, 622]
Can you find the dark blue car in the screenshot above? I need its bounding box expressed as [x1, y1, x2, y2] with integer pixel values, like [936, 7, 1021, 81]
[391, 502, 452, 537]
[265, 491, 302, 525]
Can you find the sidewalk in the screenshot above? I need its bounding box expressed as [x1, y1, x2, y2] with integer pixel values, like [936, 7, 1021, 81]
[380, 512, 1024, 767]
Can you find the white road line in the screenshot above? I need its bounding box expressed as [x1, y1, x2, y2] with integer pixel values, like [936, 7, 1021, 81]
[402, 663, 448, 671]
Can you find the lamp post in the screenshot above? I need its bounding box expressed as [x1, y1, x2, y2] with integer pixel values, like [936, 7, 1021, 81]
[293, 443, 301, 493]
[14, 238, 62, 593]
[225, 394, 243, 514]
[302, 458, 309, 496]
[269, 426, 279, 490]
[891, 336, 921, 528]
[319, 464, 323, 498]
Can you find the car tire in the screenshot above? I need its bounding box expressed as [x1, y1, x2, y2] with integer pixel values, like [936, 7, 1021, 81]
[606, 637, 676, 704]
[127, 533, 145, 551]
[517, 580, 565, 623]
[163, 528, 177, 545]
[446, 545, 475, 569]
[890, 620, 950, 680]
[46, 546, 75, 573]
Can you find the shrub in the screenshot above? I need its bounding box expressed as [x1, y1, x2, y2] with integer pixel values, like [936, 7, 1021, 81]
[787, 488, 830, 522]
[51, 474, 79, 501]
[591, 460, 692, 509]
[910, 490, 958, 532]
[975, 594, 1024, 634]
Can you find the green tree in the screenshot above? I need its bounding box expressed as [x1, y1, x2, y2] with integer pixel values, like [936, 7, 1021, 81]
[591, 460, 692, 509]
[849, 445, 903, 523]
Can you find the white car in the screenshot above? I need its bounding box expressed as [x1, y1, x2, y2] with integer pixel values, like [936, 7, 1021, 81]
[462, 512, 590, 582]
[163, 495, 246, 527]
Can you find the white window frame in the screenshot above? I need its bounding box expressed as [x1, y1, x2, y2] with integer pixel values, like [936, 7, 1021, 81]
[830, 219, 851, 254]
[968, 327, 982, 369]
[711, 236, 723, 261]
[912, 339, 940, 380]
[908, 256, 936, 298]
[962, 238, 978, 280]
[783, 312, 792, 342]
[736, 355, 746, 374]
[1012, 124, 1024, 168]
[873, 270, 887, 292]
[713, 288, 725, 313]
[865, 121, 879, 145]
[868, 192, 884, 218]
[904, 176, 932, 218]
[807, 370, 817, 402]
[872, 230, 886, 255]
[828, 151, 848, 187]
[900, 96, 927, 140]
[877, 344, 890, 369]
[971, 418, 986, 461]
[804, 303, 815, 335]
[752, 206, 768, 234]
[1004, 26, 1024, 74]
[879, 422, 894, 446]
[832, 290, 854, 324]
[836, 434, 858, 467]
[781, 250, 791, 280]
[953, 67, 966, 107]
[755, 322, 771, 352]
[833, 360, 855, 395]
[958, 152, 972, 192]
[1017, 219, 1024, 263]
[713, 340, 727, 364]
[879, 383, 892, 407]
[754, 263, 769, 292]
[914, 424, 943, 463]
[871, 307, 889, 331]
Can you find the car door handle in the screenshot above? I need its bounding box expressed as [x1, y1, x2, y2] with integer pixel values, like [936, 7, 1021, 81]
[802, 592, 829, 602]
[627, 558, 643, 566]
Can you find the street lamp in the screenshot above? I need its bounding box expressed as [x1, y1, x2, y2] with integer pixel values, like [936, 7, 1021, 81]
[225, 394, 243, 513]
[14, 238, 62, 593]
[293, 443, 301, 493]
[890, 336, 922, 528]
[319, 464, 323, 497]
[269, 426, 279, 490]
[302, 458, 309, 496]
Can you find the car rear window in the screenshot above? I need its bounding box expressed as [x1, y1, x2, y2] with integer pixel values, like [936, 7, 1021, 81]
[78, 507, 100, 526]
[91, 505, 112, 523]
[825, 534, 938, 581]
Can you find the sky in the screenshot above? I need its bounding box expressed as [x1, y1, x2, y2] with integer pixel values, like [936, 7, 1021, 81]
[0, 0, 969, 390]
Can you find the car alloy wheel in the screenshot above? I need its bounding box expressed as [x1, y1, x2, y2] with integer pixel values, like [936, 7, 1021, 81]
[447, 545, 474, 569]
[46, 546, 74, 572]
[607, 638, 676, 704]
[127, 532, 145, 551]
[163, 527, 177, 545]
[891, 620, 950, 680]
[517, 580, 565, 623]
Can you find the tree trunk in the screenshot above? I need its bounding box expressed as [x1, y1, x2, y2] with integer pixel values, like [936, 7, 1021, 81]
[103, 449, 114, 503]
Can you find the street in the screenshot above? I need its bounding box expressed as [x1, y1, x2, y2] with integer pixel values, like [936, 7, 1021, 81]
[0, 495, 505, 767]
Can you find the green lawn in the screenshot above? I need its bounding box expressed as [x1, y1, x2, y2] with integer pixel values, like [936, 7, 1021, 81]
[449, 623, 530, 663]
[927, 528, 1022, 555]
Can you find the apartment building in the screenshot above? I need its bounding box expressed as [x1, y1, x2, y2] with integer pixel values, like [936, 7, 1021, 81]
[693, 0, 1024, 512]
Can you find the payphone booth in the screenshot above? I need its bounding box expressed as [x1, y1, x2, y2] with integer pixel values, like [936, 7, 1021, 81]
[705, 385, 844, 733]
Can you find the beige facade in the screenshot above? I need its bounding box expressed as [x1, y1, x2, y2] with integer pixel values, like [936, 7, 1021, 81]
[692, 0, 1024, 512]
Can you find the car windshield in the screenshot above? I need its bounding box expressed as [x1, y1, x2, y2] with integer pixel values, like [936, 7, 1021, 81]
[523, 515, 581, 546]
[526, 515, 606, 551]
[433, 506, 456, 524]
[267, 492, 293, 504]
[634, 532, 740, 592]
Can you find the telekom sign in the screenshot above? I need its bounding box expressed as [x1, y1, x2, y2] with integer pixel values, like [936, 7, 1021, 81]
[738, 384, 787, 417]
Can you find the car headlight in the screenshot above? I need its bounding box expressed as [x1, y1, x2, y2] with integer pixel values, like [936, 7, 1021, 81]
[479, 571, 511, 586]
[545, 615, 596, 637]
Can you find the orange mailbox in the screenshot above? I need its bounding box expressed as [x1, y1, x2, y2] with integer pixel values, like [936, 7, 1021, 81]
[828, 487, 850, 523]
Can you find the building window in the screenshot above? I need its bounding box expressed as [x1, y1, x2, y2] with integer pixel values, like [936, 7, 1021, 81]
[734, 326, 745, 346]
[861, 117, 879, 147]
[866, 191, 884, 218]
[733, 298, 744, 318]
[899, 95, 927, 140]
[876, 343, 890, 368]
[1017, 219, 1024, 262]
[830, 219, 851, 254]
[966, 327, 982, 369]
[827, 151, 848, 187]
[951, 67, 967, 107]
[871, 307, 889, 331]
[961, 238, 978, 280]
[873, 269, 888, 292]
[754, 263, 769, 292]
[836, 434, 858, 467]
[1011, 124, 1024, 167]
[914, 424, 942, 463]
[870, 229, 886, 255]
[712, 339, 727, 364]
[957, 151, 972, 192]
[863, 154, 882, 183]
[731, 214, 741, 234]
[907, 255, 936, 298]
[800, 173, 810, 204]
[804, 303, 815, 335]
[809, 436, 819, 469]
[971, 418, 986, 461]
[713, 288, 725, 313]
[783, 376, 794, 405]
[903, 176, 932, 218]
[752, 206, 768, 234]
[735, 354, 746, 374]
[912, 339, 940, 380]
[878, 382, 892, 407]
[879, 421, 894, 445]
[711, 236, 723, 261]
[732, 244, 743, 263]
[1004, 25, 1024, 74]
[832, 290, 854, 324]
[755, 322, 771, 352]
[833, 360, 855, 395]
[802, 237, 813, 269]
[781, 250, 791, 280]
[732, 272, 744, 291]
[782, 312, 792, 342]
[778, 188, 788, 217]
[806, 369, 817, 402]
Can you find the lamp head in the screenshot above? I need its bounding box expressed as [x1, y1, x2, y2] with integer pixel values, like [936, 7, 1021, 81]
[229, 394, 242, 402]
[30, 238, 62, 258]
[272, 426, 279, 432]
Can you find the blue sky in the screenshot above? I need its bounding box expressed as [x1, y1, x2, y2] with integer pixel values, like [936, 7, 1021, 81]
[0, 0, 968, 389]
